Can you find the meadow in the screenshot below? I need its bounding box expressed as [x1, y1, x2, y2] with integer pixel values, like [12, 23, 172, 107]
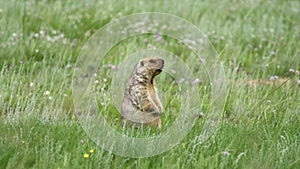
[0, 0, 299, 168]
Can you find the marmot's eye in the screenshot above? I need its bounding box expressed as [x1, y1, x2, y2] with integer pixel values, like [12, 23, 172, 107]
[140, 61, 144, 67]
[149, 59, 156, 64]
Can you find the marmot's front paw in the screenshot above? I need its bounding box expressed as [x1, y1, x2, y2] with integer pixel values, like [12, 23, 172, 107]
[141, 102, 152, 111]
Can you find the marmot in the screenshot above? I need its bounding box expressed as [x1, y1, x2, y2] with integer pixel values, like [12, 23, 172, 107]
[121, 57, 164, 128]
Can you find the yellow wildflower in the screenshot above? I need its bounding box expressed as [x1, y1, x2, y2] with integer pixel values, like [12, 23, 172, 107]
[84, 153, 89, 158]
[89, 149, 94, 153]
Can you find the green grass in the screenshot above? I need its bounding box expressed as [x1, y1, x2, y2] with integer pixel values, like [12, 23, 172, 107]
[0, 0, 300, 168]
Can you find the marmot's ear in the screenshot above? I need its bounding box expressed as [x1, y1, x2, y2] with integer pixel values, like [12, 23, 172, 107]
[140, 61, 144, 67]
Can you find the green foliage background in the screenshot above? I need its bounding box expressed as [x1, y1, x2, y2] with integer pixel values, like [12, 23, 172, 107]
[0, 0, 299, 169]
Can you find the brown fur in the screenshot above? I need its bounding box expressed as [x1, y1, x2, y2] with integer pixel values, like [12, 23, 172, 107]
[121, 57, 164, 128]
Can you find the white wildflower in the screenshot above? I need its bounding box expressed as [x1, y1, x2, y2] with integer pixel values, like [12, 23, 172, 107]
[289, 68, 295, 73]
[269, 75, 279, 81]
[44, 90, 50, 96]
[223, 151, 230, 156]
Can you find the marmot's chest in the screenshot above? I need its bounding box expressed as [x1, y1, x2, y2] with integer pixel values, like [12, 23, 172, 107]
[130, 80, 155, 97]
[148, 83, 156, 99]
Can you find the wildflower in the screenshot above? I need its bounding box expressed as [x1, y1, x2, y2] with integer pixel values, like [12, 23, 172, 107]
[197, 112, 205, 118]
[199, 112, 205, 117]
[154, 34, 162, 42]
[48, 96, 52, 100]
[39, 30, 45, 36]
[270, 51, 276, 55]
[34, 33, 39, 38]
[110, 64, 117, 70]
[90, 149, 94, 153]
[83, 153, 89, 158]
[223, 151, 230, 156]
[297, 80, 300, 86]
[80, 140, 84, 144]
[30, 82, 34, 87]
[264, 64, 269, 68]
[44, 91, 50, 96]
[46, 36, 52, 42]
[21, 140, 25, 144]
[94, 80, 100, 84]
[289, 68, 295, 73]
[269, 75, 279, 81]
[191, 78, 202, 85]
[296, 70, 300, 75]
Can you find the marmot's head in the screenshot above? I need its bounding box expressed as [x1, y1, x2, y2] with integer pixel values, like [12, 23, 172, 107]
[136, 57, 164, 77]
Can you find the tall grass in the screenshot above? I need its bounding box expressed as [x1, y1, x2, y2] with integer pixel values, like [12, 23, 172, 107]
[0, 0, 299, 168]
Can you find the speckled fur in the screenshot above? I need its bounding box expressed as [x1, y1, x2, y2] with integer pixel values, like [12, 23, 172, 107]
[121, 57, 164, 128]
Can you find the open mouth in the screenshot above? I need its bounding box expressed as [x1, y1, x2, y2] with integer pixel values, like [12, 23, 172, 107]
[151, 69, 163, 83]
[154, 69, 163, 75]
